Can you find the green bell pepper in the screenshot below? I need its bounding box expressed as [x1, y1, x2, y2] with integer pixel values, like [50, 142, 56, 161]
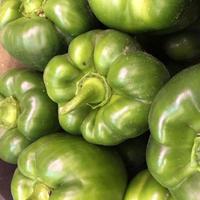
[124, 170, 173, 200]
[163, 29, 200, 63]
[11, 133, 127, 200]
[88, 0, 200, 33]
[0, 0, 97, 71]
[147, 63, 200, 200]
[44, 29, 170, 146]
[0, 68, 59, 164]
[0, 0, 21, 27]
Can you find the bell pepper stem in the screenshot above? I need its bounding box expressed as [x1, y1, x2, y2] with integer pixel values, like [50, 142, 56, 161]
[59, 73, 111, 115]
[0, 96, 20, 129]
[21, 0, 47, 17]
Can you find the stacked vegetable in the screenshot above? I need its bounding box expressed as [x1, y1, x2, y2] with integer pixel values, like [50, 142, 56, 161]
[0, 0, 200, 199]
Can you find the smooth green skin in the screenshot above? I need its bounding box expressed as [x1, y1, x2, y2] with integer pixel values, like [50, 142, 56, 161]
[88, 0, 200, 33]
[0, 0, 97, 70]
[1, 17, 62, 71]
[147, 64, 200, 200]
[44, 0, 97, 37]
[164, 30, 200, 62]
[0, 0, 21, 29]
[11, 133, 127, 200]
[0, 68, 59, 164]
[124, 170, 173, 200]
[44, 29, 170, 146]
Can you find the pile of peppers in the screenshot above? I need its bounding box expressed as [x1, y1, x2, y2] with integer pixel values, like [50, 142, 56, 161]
[0, 0, 200, 200]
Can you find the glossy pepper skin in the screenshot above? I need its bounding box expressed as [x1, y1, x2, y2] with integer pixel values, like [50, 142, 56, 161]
[163, 29, 200, 63]
[147, 64, 200, 200]
[0, 0, 97, 71]
[0, 68, 59, 164]
[44, 29, 170, 146]
[124, 170, 173, 200]
[11, 133, 127, 200]
[88, 0, 200, 34]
